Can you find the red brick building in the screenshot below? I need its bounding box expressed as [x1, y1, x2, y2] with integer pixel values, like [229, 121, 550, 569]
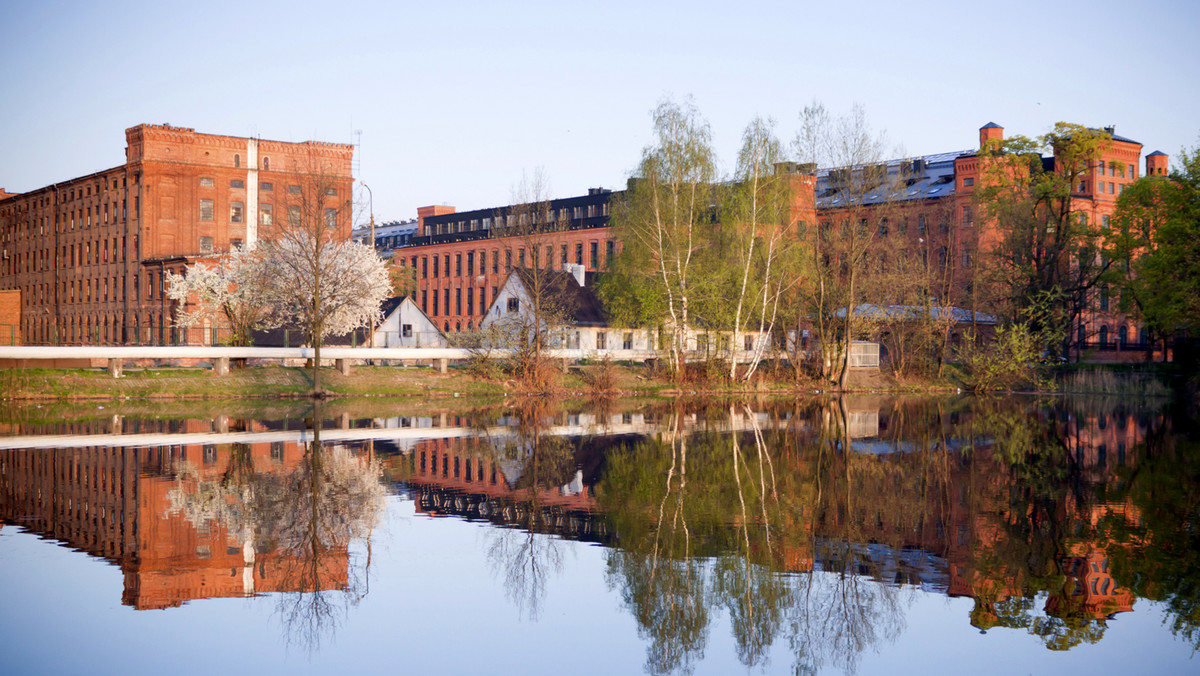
[0, 124, 354, 345]
[406, 189, 618, 333]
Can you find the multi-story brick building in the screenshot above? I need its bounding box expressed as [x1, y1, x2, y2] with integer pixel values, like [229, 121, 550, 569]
[0, 124, 354, 345]
[398, 122, 1165, 354]
[404, 188, 617, 333]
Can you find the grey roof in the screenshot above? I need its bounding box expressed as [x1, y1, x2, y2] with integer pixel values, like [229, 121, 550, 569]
[1147, 150, 1168, 157]
[814, 150, 972, 209]
[980, 121, 1003, 129]
[835, 304, 997, 325]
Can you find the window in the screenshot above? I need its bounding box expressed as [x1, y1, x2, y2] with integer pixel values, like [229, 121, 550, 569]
[288, 184, 302, 194]
[231, 238, 243, 249]
[230, 179, 245, 189]
[1079, 181, 1087, 192]
[962, 249, 971, 267]
[1100, 287, 1110, 311]
[1097, 161, 1105, 176]
[962, 206, 973, 225]
[260, 203, 273, 225]
[200, 199, 214, 221]
[575, 242, 583, 265]
[623, 332, 633, 349]
[433, 255, 439, 277]
[234, 154, 240, 168]
[402, 323, 412, 338]
[590, 241, 598, 269]
[230, 201, 244, 223]
[199, 236, 213, 253]
[1102, 214, 1111, 229]
[606, 239, 615, 266]
[200, 177, 214, 187]
[878, 219, 888, 237]
[1128, 163, 1135, 178]
[262, 157, 270, 171]
[443, 289, 449, 315]
[917, 214, 927, 235]
[518, 248, 526, 267]
[596, 332, 606, 349]
[507, 297, 520, 313]
[505, 250, 512, 272]
[561, 244, 568, 266]
[963, 177, 974, 187]
[455, 288, 461, 315]
[288, 206, 300, 227]
[467, 251, 474, 276]
[260, 182, 273, 191]
[455, 253, 462, 276]
[324, 208, 336, 229]
[325, 187, 337, 196]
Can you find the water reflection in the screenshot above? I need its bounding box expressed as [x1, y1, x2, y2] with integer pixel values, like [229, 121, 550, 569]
[1, 393, 1196, 674]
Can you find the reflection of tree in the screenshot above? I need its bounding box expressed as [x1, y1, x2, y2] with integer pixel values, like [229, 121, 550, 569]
[166, 406, 385, 651]
[1103, 413, 1200, 650]
[483, 401, 576, 621]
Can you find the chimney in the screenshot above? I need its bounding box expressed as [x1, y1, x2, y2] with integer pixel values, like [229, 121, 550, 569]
[979, 122, 1004, 150]
[565, 263, 585, 286]
[1146, 151, 1169, 176]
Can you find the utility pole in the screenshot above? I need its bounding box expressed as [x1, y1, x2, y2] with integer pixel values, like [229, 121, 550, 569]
[362, 182, 376, 348]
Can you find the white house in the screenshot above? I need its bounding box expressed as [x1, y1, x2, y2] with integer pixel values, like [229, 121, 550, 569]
[372, 295, 447, 347]
[480, 265, 778, 362]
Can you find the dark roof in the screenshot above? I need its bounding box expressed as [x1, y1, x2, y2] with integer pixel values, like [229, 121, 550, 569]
[1147, 150, 1167, 157]
[512, 268, 608, 326]
[379, 295, 410, 318]
[980, 122, 1003, 129]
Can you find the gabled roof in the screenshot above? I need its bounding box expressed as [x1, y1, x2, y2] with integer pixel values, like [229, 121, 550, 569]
[510, 268, 608, 326]
[379, 295, 410, 318]
[1147, 150, 1167, 157]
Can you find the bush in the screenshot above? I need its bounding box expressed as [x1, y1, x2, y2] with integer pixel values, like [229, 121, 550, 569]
[580, 356, 620, 394]
[960, 324, 1043, 392]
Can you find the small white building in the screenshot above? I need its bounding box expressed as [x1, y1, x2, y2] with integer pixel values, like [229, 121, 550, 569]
[373, 295, 446, 347]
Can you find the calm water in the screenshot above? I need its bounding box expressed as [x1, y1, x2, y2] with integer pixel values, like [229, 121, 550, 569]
[1, 395, 1196, 675]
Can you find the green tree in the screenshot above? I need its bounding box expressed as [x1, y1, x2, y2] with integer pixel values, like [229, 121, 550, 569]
[1113, 139, 1200, 347]
[604, 98, 718, 378]
[975, 123, 1116, 360]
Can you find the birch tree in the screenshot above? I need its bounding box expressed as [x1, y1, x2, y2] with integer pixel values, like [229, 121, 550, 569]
[607, 98, 717, 378]
[724, 116, 796, 381]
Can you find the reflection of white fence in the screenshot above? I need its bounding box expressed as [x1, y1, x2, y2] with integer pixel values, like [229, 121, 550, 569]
[848, 341, 880, 368]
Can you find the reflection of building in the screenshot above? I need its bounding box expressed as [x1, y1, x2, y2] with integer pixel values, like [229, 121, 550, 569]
[0, 432, 357, 609]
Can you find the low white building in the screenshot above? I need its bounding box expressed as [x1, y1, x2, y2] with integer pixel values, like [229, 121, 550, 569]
[481, 265, 778, 362]
[372, 296, 446, 347]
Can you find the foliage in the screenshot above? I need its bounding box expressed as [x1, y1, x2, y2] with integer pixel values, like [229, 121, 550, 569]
[604, 97, 718, 377]
[959, 323, 1043, 391]
[975, 123, 1117, 359]
[1113, 138, 1200, 341]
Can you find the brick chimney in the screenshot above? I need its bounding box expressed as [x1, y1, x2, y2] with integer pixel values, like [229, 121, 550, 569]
[979, 122, 1004, 150]
[1146, 151, 1169, 176]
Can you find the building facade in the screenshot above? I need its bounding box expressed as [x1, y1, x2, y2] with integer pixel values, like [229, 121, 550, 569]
[0, 124, 354, 345]
[402, 188, 618, 334]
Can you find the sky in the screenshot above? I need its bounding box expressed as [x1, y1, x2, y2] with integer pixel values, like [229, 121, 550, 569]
[1, 0, 1197, 223]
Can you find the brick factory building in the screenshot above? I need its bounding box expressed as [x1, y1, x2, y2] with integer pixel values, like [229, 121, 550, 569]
[404, 188, 618, 333]
[0, 124, 354, 345]
[398, 122, 1167, 360]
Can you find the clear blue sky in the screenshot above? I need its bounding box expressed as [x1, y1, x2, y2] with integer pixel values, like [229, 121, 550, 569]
[2, 0, 1196, 223]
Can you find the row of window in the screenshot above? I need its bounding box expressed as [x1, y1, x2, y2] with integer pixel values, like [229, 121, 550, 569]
[197, 177, 336, 196]
[428, 203, 610, 236]
[413, 240, 615, 280]
[197, 200, 337, 228]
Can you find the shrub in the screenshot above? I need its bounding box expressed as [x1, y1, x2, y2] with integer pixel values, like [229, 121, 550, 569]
[960, 324, 1043, 392]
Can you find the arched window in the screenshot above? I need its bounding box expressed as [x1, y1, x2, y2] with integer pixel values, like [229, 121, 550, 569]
[234, 154, 241, 168]
[262, 157, 269, 171]
[1099, 325, 1109, 348]
[1118, 325, 1128, 347]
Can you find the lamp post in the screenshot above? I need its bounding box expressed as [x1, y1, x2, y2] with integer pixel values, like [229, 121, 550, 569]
[362, 182, 376, 348]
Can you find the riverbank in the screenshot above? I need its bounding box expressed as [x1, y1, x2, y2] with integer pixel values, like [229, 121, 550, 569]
[0, 360, 1183, 404]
